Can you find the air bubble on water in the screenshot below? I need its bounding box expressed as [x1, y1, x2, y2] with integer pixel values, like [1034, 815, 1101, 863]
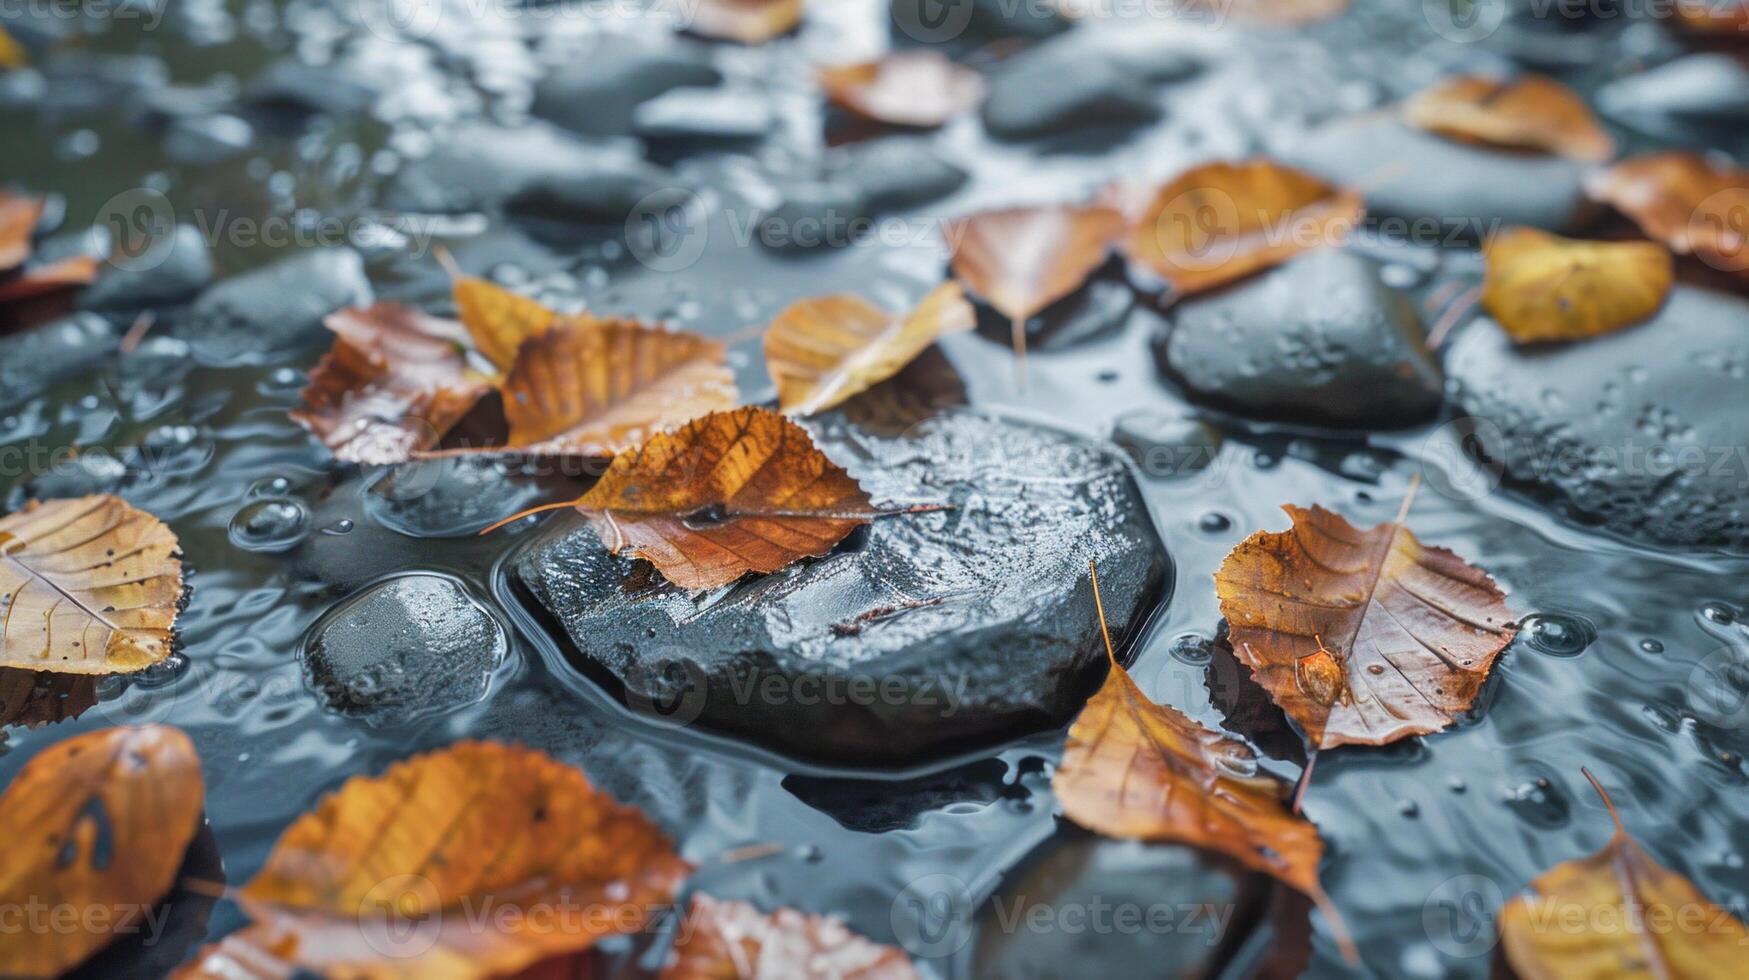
[1640, 638, 1664, 654]
[228, 499, 310, 553]
[323, 519, 356, 535]
[1702, 603, 1736, 626]
[250, 475, 294, 497]
[1522, 613, 1596, 657]
[1198, 512, 1232, 533]
[1168, 633, 1213, 665]
[1503, 772, 1569, 829]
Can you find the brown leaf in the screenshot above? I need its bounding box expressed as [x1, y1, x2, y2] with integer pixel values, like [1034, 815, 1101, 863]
[764, 282, 975, 416]
[688, 0, 803, 44]
[1673, 1, 1749, 35]
[1196, 0, 1349, 24]
[1123, 159, 1363, 297]
[0, 26, 25, 71]
[662, 894, 919, 980]
[1499, 770, 1749, 980]
[0, 667, 97, 727]
[0, 495, 184, 674]
[1403, 73, 1614, 163]
[1213, 502, 1517, 749]
[237, 740, 691, 980]
[1481, 228, 1673, 343]
[0, 190, 43, 270]
[0, 253, 99, 304]
[454, 275, 557, 374]
[0, 724, 205, 977]
[817, 51, 984, 128]
[291, 304, 492, 465]
[498, 318, 738, 457]
[1585, 152, 1749, 284]
[945, 204, 1124, 369]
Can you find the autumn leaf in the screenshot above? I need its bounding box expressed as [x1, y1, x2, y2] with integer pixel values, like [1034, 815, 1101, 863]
[0, 667, 97, 728]
[236, 740, 691, 980]
[0, 191, 98, 310]
[0, 190, 41, 270]
[1403, 73, 1614, 163]
[1123, 159, 1363, 297]
[172, 926, 300, 980]
[662, 894, 919, 980]
[292, 304, 492, 465]
[1192, 0, 1349, 24]
[0, 496, 184, 674]
[0, 724, 204, 978]
[688, 0, 802, 44]
[1585, 152, 1749, 283]
[1481, 228, 1673, 343]
[945, 204, 1124, 376]
[1499, 769, 1749, 979]
[1672, 0, 1749, 35]
[0, 26, 25, 70]
[817, 51, 984, 128]
[764, 282, 975, 416]
[1054, 563, 1354, 960]
[1212, 497, 1517, 749]
[453, 274, 558, 374]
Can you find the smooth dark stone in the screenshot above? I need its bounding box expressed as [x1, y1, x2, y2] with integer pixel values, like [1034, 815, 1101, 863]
[890, 0, 1069, 45]
[1110, 408, 1224, 480]
[0, 314, 120, 409]
[1445, 285, 1749, 548]
[1597, 54, 1749, 124]
[755, 180, 870, 251]
[1155, 249, 1443, 428]
[1286, 112, 1592, 235]
[632, 86, 772, 142]
[175, 248, 371, 365]
[244, 58, 377, 116]
[511, 411, 1169, 764]
[80, 224, 214, 311]
[973, 276, 1133, 351]
[531, 37, 721, 137]
[980, 34, 1162, 140]
[838, 137, 968, 211]
[300, 574, 508, 726]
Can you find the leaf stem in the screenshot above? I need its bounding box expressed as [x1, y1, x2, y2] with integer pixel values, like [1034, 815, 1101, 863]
[1089, 559, 1117, 669]
[478, 500, 579, 535]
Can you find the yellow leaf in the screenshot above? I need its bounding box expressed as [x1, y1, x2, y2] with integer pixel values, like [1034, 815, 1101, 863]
[1482, 228, 1673, 343]
[764, 282, 974, 416]
[453, 277, 557, 374]
[1404, 74, 1614, 163]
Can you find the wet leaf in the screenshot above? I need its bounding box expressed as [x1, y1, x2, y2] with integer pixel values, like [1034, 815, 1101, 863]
[1213, 502, 1517, 749]
[291, 304, 492, 465]
[1403, 73, 1614, 163]
[0, 190, 42, 270]
[1585, 152, 1749, 283]
[237, 740, 691, 980]
[0, 495, 184, 674]
[764, 282, 975, 416]
[817, 51, 984, 128]
[0, 667, 97, 728]
[0, 254, 100, 304]
[662, 894, 919, 980]
[0, 724, 205, 977]
[945, 204, 1124, 370]
[1500, 770, 1749, 980]
[1123, 159, 1363, 297]
[453, 275, 558, 374]
[688, 0, 803, 44]
[172, 926, 300, 980]
[1481, 228, 1673, 343]
[1673, 1, 1749, 36]
[0, 26, 24, 70]
[1195, 0, 1349, 24]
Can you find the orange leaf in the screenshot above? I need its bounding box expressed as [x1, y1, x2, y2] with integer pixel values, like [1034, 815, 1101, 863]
[291, 304, 492, 464]
[0, 191, 45, 271]
[1499, 770, 1749, 979]
[497, 318, 738, 457]
[1673, 0, 1749, 35]
[816, 51, 984, 128]
[1213, 502, 1517, 749]
[0, 495, 184, 674]
[1403, 74, 1614, 163]
[1585, 152, 1749, 283]
[1481, 228, 1673, 343]
[0, 724, 204, 977]
[0, 254, 99, 304]
[662, 894, 919, 980]
[1211, 0, 1349, 25]
[764, 282, 974, 416]
[453, 276, 558, 374]
[237, 741, 692, 980]
[688, 0, 802, 44]
[1123, 159, 1363, 297]
[0, 25, 25, 71]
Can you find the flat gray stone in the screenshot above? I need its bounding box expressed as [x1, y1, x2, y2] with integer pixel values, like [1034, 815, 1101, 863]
[980, 33, 1161, 140]
[531, 37, 721, 137]
[80, 224, 213, 312]
[175, 248, 371, 365]
[0, 314, 120, 409]
[1598, 54, 1749, 124]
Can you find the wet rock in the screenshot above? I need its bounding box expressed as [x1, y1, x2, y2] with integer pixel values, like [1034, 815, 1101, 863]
[244, 58, 376, 116]
[1110, 408, 1223, 480]
[837, 138, 967, 211]
[890, 0, 1069, 45]
[163, 114, 255, 165]
[1445, 285, 1749, 548]
[1286, 112, 1591, 234]
[974, 277, 1133, 351]
[511, 411, 1169, 764]
[1154, 249, 1442, 428]
[0, 314, 119, 409]
[175, 248, 371, 365]
[1597, 54, 1749, 124]
[80, 225, 214, 312]
[755, 180, 870, 251]
[980, 34, 1161, 140]
[531, 37, 721, 137]
[633, 86, 772, 142]
[300, 574, 507, 726]
[38, 51, 168, 114]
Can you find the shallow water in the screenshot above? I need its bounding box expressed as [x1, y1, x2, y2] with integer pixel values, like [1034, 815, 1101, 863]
[2, 1, 1748, 978]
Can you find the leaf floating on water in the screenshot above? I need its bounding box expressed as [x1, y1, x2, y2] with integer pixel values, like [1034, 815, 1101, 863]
[662, 894, 920, 980]
[1585, 152, 1749, 284]
[1213, 500, 1517, 749]
[816, 50, 984, 128]
[0, 25, 25, 70]
[764, 282, 975, 416]
[687, 0, 803, 44]
[237, 740, 691, 980]
[0, 495, 185, 674]
[1500, 769, 1749, 980]
[291, 303, 493, 464]
[172, 925, 301, 980]
[1404, 73, 1614, 163]
[1481, 228, 1673, 344]
[0, 724, 204, 977]
[1123, 159, 1363, 298]
[453, 275, 558, 374]
[0, 191, 97, 313]
[0, 189, 41, 271]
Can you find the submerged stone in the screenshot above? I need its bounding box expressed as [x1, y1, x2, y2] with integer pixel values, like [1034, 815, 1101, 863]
[512, 411, 1169, 764]
[980, 34, 1161, 140]
[1154, 249, 1443, 428]
[0, 314, 119, 409]
[301, 574, 508, 726]
[837, 138, 968, 211]
[1597, 54, 1749, 124]
[632, 86, 772, 142]
[80, 224, 213, 312]
[531, 37, 721, 137]
[174, 248, 370, 365]
[890, 0, 1069, 45]
[1445, 285, 1749, 548]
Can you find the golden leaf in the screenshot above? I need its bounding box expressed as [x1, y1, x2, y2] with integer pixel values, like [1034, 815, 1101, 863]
[0, 190, 43, 271]
[0, 496, 184, 674]
[453, 276, 557, 374]
[662, 894, 919, 980]
[688, 0, 803, 44]
[0, 724, 204, 978]
[1481, 228, 1673, 343]
[0, 26, 25, 71]
[817, 51, 984, 128]
[1404, 74, 1614, 163]
[764, 282, 974, 416]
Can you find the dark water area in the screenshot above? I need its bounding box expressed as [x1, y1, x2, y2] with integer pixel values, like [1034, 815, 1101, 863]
[2, 0, 1748, 977]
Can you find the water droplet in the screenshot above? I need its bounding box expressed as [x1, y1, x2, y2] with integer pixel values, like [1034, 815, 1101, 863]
[1198, 512, 1232, 533]
[1640, 638, 1664, 654]
[1168, 633, 1213, 665]
[1503, 770, 1569, 829]
[1398, 800, 1419, 818]
[322, 519, 356, 536]
[796, 845, 823, 863]
[1702, 603, 1736, 626]
[1095, 369, 1119, 384]
[1522, 613, 1596, 658]
[250, 476, 294, 497]
[228, 499, 310, 553]
[1447, 777, 1466, 793]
